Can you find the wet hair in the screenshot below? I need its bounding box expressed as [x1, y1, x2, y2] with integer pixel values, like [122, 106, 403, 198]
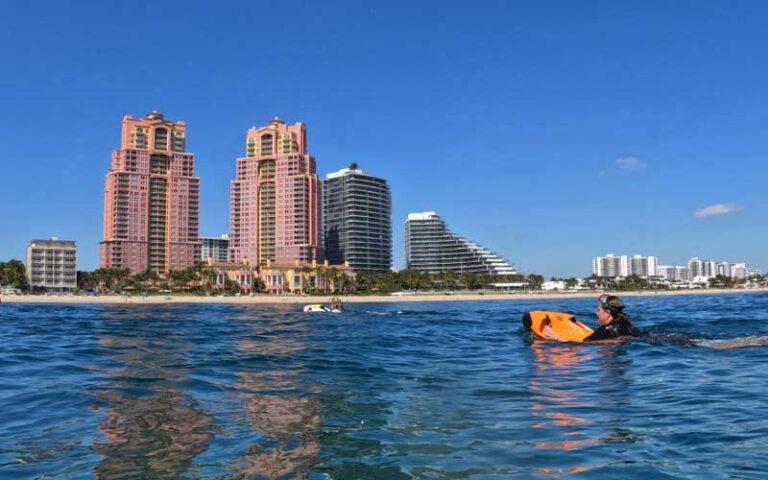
[600, 295, 631, 324]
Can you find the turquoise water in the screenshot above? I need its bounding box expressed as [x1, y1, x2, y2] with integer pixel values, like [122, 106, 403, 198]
[1, 293, 767, 479]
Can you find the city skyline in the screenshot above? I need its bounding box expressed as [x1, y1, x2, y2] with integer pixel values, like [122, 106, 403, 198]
[1, 2, 766, 278]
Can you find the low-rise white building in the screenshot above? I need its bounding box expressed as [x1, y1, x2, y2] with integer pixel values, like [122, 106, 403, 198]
[541, 280, 567, 291]
[656, 265, 692, 282]
[200, 234, 229, 263]
[26, 237, 77, 292]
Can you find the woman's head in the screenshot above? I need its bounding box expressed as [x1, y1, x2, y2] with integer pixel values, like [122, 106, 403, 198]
[596, 294, 625, 325]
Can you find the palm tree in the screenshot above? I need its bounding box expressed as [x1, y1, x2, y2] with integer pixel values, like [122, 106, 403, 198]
[527, 274, 545, 290]
[199, 264, 216, 292]
[0, 259, 27, 289]
[300, 266, 313, 294]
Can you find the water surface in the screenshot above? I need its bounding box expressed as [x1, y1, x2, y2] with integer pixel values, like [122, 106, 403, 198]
[1, 293, 767, 479]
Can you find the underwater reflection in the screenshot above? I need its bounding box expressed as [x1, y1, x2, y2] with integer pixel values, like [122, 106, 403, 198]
[91, 331, 214, 479]
[527, 341, 639, 475]
[232, 316, 321, 479]
[529, 342, 594, 430]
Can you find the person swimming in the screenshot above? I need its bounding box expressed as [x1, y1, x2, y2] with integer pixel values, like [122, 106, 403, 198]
[583, 294, 644, 341]
[329, 297, 343, 312]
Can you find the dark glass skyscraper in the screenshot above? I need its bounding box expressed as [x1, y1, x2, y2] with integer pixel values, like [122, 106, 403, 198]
[323, 166, 392, 271]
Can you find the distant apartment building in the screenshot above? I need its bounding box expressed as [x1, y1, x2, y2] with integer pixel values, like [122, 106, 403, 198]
[592, 254, 628, 277]
[26, 237, 77, 292]
[717, 261, 758, 278]
[100, 111, 200, 274]
[744, 267, 763, 278]
[405, 212, 516, 275]
[655, 265, 691, 282]
[592, 254, 657, 278]
[200, 234, 230, 263]
[323, 165, 392, 272]
[687, 257, 703, 278]
[657, 260, 761, 282]
[229, 118, 323, 266]
[717, 261, 732, 278]
[719, 262, 762, 279]
[630, 254, 658, 277]
[688, 257, 717, 279]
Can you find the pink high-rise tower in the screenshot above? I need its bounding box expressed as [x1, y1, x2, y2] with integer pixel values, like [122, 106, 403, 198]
[230, 118, 323, 265]
[100, 112, 200, 274]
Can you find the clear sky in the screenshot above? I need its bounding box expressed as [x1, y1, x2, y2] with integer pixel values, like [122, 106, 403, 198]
[1, 1, 766, 278]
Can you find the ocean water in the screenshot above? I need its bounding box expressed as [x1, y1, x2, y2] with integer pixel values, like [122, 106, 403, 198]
[1, 293, 768, 479]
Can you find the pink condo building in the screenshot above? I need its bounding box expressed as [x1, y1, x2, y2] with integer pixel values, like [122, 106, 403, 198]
[230, 118, 324, 266]
[100, 112, 200, 274]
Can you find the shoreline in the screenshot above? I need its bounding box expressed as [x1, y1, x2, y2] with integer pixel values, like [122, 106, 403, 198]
[1, 287, 766, 305]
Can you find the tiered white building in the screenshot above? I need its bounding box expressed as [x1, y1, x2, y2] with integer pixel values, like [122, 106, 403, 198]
[405, 212, 516, 276]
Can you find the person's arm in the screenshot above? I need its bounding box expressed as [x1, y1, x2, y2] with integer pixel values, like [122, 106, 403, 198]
[584, 326, 618, 342]
[540, 324, 564, 341]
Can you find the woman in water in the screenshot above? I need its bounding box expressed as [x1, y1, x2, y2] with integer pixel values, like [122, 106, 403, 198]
[584, 294, 644, 341]
[329, 297, 343, 311]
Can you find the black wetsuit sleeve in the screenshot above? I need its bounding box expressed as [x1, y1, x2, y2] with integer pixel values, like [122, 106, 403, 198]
[585, 321, 645, 341]
[584, 325, 619, 341]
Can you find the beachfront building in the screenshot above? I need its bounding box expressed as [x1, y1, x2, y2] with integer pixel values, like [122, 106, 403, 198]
[258, 259, 354, 295]
[404, 212, 516, 275]
[688, 257, 703, 278]
[26, 237, 77, 292]
[323, 165, 392, 272]
[205, 258, 353, 295]
[100, 112, 200, 274]
[201, 234, 230, 263]
[630, 254, 658, 277]
[229, 118, 324, 267]
[205, 259, 259, 294]
[718, 262, 762, 279]
[656, 265, 692, 282]
[688, 257, 717, 279]
[717, 262, 733, 278]
[591, 254, 629, 278]
[592, 254, 657, 278]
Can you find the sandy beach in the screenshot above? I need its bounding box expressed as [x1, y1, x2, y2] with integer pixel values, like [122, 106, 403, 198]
[2, 287, 766, 305]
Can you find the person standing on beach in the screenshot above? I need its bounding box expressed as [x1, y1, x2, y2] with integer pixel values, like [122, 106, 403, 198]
[584, 294, 644, 341]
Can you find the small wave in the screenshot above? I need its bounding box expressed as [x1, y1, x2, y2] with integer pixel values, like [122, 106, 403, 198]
[696, 335, 768, 349]
[364, 310, 411, 316]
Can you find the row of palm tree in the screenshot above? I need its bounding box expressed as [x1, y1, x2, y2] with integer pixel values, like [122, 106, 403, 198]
[351, 270, 545, 294]
[77, 264, 222, 293]
[295, 266, 350, 294]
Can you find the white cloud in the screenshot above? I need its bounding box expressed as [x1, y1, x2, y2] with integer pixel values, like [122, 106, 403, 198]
[616, 156, 647, 171]
[693, 203, 744, 218]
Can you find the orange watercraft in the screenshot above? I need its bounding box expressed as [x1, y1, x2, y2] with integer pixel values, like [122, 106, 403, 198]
[523, 310, 594, 342]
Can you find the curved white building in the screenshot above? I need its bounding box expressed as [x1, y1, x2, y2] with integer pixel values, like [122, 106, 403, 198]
[405, 212, 516, 275]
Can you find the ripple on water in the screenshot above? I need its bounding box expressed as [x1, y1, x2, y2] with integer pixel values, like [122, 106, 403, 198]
[1, 294, 768, 478]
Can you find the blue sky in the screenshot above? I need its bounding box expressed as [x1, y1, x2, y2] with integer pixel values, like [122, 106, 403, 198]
[0, 1, 766, 278]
